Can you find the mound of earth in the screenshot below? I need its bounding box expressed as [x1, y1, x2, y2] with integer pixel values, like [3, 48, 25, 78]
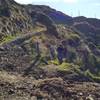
[0, 71, 100, 100]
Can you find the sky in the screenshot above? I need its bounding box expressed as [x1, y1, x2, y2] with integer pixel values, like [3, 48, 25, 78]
[15, 0, 100, 19]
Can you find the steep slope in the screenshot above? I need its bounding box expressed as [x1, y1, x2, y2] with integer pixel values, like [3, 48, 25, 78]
[0, 1, 60, 42]
[0, 0, 34, 38]
[0, 0, 100, 81]
[0, 0, 100, 99]
[0, 0, 100, 47]
[72, 16, 100, 46]
[25, 4, 73, 25]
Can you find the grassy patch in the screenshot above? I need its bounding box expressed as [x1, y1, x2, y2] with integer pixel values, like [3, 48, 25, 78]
[49, 59, 59, 65]
[58, 63, 71, 71]
[85, 70, 100, 82]
[58, 62, 78, 72]
[0, 35, 17, 45]
[69, 33, 80, 40]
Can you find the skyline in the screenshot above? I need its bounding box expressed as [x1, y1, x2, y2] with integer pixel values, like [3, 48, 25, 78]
[15, 0, 100, 19]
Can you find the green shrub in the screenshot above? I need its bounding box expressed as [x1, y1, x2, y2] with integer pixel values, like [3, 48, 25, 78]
[58, 62, 78, 72]
[48, 59, 59, 65]
[69, 33, 80, 40]
[85, 70, 100, 82]
[88, 54, 97, 67]
[58, 62, 71, 71]
[0, 35, 16, 45]
[97, 45, 100, 49]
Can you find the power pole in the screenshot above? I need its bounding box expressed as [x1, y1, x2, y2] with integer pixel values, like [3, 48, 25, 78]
[94, 14, 96, 18]
[71, 12, 73, 17]
[78, 10, 80, 16]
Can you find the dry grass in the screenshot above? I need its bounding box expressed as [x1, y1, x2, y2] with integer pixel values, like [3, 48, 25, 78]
[0, 70, 62, 86]
[0, 71, 24, 84]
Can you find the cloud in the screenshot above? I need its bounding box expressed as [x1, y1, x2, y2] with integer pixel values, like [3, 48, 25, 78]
[15, 0, 78, 4]
[63, 0, 78, 3]
[15, 0, 59, 4]
[93, 3, 100, 6]
[15, 0, 33, 4]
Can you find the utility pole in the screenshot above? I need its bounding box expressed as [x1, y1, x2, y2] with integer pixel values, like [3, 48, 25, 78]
[78, 10, 80, 16]
[94, 14, 96, 18]
[71, 11, 73, 17]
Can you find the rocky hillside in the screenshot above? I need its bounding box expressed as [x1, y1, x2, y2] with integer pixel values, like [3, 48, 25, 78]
[0, 0, 100, 99]
[0, 0, 100, 47]
[0, 0, 59, 41]
[0, 71, 100, 100]
[72, 16, 100, 46]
